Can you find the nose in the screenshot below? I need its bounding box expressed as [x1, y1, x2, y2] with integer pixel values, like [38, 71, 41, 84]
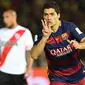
[47, 15, 51, 19]
[47, 15, 52, 21]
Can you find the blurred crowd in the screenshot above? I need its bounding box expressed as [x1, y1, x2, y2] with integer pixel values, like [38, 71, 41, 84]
[0, 0, 85, 67]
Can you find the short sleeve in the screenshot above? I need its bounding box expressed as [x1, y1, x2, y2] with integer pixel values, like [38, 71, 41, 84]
[70, 23, 85, 42]
[25, 29, 33, 50]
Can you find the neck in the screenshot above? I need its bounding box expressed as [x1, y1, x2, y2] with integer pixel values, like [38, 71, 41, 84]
[51, 20, 61, 33]
[12, 22, 18, 28]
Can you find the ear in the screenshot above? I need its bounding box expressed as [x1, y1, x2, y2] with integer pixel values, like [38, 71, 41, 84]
[58, 13, 60, 19]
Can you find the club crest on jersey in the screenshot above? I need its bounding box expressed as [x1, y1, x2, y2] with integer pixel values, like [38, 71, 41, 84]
[15, 33, 20, 40]
[61, 32, 69, 40]
[47, 32, 70, 44]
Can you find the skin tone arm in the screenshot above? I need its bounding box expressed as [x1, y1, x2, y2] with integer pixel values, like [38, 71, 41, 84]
[70, 37, 85, 49]
[31, 19, 52, 59]
[25, 50, 34, 77]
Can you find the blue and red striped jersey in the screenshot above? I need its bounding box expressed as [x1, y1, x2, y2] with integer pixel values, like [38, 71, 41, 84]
[34, 20, 85, 83]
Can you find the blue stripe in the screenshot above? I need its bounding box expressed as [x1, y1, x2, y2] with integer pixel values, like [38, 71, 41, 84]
[48, 66, 85, 83]
[48, 60, 80, 70]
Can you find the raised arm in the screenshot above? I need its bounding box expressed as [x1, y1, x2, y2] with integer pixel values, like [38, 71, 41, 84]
[31, 19, 52, 59]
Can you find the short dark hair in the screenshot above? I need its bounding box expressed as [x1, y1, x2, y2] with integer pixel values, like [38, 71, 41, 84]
[42, 1, 60, 14]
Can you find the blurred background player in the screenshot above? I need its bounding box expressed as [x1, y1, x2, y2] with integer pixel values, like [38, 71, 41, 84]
[0, 9, 33, 85]
[28, 1, 85, 85]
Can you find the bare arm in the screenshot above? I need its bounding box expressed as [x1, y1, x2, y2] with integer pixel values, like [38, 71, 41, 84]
[31, 19, 52, 59]
[70, 37, 85, 49]
[25, 50, 34, 77]
[78, 37, 85, 49]
[26, 39, 47, 76]
[26, 56, 34, 75]
[31, 37, 48, 59]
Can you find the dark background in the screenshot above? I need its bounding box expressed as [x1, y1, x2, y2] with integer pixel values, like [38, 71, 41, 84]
[0, 0, 85, 67]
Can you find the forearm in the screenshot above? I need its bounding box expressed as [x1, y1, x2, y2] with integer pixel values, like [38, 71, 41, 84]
[27, 56, 34, 70]
[31, 18, 51, 59]
[78, 38, 85, 49]
[31, 37, 47, 59]
[78, 42, 85, 49]
[70, 38, 85, 49]
[25, 56, 34, 77]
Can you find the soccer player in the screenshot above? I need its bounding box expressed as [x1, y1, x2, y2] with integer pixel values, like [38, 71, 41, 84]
[29, 1, 85, 85]
[0, 9, 33, 85]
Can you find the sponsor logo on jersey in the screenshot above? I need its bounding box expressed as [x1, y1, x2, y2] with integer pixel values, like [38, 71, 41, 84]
[50, 45, 72, 57]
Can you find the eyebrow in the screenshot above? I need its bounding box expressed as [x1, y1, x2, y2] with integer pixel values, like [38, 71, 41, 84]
[44, 12, 55, 15]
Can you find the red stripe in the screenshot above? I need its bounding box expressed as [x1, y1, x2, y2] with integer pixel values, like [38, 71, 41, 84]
[0, 30, 25, 67]
[47, 32, 70, 44]
[48, 61, 82, 76]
